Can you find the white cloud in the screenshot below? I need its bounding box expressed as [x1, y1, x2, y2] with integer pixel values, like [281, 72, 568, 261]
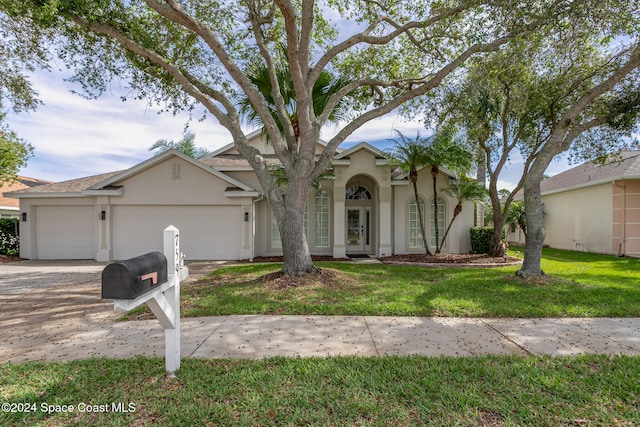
[7, 70, 233, 181]
[7, 70, 575, 187]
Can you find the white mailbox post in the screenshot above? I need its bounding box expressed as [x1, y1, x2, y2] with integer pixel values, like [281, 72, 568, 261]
[109, 226, 188, 376]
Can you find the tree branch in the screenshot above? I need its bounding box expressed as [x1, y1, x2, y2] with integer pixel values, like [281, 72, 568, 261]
[144, 0, 287, 155]
[310, 1, 481, 84]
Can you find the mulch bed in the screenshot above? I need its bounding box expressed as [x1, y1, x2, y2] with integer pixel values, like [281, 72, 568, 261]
[0, 255, 22, 264]
[259, 269, 354, 290]
[379, 253, 521, 265]
[244, 253, 521, 266]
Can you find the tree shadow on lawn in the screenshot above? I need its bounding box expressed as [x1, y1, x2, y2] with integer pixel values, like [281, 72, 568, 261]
[411, 269, 640, 318]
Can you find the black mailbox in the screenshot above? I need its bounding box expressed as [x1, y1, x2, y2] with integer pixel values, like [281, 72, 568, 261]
[102, 251, 168, 299]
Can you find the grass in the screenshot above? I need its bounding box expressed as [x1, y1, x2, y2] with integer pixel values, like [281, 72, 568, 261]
[174, 247, 640, 318]
[4, 248, 639, 425]
[2, 355, 640, 426]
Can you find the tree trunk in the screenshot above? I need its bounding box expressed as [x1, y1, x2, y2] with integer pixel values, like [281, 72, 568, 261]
[270, 168, 319, 277]
[412, 178, 432, 256]
[516, 152, 553, 277]
[476, 157, 487, 226]
[489, 213, 507, 257]
[431, 167, 440, 254]
[438, 204, 461, 253]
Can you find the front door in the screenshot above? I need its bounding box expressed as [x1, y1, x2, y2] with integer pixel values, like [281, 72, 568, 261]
[346, 207, 371, 252]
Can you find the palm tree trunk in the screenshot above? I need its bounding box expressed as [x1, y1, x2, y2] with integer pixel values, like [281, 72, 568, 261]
[438, 205, 461, 253]
[432, 167, 440, 254]
[412, 180, 432, 256]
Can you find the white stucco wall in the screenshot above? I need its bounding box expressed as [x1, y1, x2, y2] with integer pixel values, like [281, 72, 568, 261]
[542, 183, 613, 254]
[392, 169, 473, 255]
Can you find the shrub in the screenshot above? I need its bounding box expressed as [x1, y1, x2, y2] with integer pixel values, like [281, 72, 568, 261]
[0, 218, 19, 256]
[470, 227, 508, 254]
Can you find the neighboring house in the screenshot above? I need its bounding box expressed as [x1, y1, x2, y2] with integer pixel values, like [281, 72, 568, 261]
[7, 132, 474, 261]
[506, 151, 640, 258]
[0, 177, 52, 218]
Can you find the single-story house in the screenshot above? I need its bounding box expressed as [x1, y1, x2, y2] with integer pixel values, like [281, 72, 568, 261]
[506, 151, 640, 257]
[7, 132, 475, 261]
[0, 177, 52, 219]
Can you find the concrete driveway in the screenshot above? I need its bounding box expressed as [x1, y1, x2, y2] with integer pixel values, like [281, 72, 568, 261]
[0, 260, 224, 363]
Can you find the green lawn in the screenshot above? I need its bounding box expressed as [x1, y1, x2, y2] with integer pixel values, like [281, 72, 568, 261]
[4, 248, 640, 426]
[2, 355, 640, 426]
[177, 247, 640, 318]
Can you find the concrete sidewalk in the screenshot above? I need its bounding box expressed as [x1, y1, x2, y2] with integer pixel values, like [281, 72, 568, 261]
[2, 315, 639, 363]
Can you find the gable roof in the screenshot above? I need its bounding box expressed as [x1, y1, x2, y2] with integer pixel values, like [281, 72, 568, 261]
[541, 151, 640, 195]
[90, 149, 255, 192]
[333, 141, 389, 160]
[7, 150, 258, 199]
[206, 130, 341, 159]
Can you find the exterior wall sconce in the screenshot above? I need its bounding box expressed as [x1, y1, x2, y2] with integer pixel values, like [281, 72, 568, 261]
[99, 210, 106, 221]
[244, 212, 249, 222]
[21, 212, 27, 222]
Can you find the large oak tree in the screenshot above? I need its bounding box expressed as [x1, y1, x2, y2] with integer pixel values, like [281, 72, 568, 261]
[1, 0, 595, 275]
[431, 5, 640, 276]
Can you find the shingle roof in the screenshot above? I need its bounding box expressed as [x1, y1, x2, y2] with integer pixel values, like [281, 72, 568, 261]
[1, 176, 53, 206]
[200, 154, 281, 169]
[7, 171, 121, 195]
[540, 151, 640, 195]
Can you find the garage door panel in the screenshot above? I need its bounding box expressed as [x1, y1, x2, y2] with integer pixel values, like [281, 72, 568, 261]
[36, 206, 95, 259]
[112, 206, 241, 260]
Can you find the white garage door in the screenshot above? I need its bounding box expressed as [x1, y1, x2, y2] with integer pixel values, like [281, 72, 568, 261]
[36, 206, 96, 259]
[112, 206, 242, 260]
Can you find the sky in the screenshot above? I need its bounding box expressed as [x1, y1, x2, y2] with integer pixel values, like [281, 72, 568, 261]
[6, 68, 573, 191]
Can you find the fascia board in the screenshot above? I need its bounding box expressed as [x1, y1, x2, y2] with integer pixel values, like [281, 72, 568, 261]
[224, 191, 261, 197]
[542, 175, 640, 196]
[81, 188, 124, 196]
[4, 192, 88, 199]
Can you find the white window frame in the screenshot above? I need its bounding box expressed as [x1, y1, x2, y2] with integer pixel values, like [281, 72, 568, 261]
[409, 198, 425, 249]
[314, 190, 330, 248]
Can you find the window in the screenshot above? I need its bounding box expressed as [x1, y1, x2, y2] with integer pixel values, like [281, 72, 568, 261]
[271, 213, 281, 248]
[409, 198, 425, 248]
[346, 185, 371, 199]
[172, 163, 181, 180]
[314, 190, 330, 247]
[430, 197, 446, 248]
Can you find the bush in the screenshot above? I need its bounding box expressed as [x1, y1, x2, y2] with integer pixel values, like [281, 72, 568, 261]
[0, 218, 19, 256]
[469, 227, 492, 254]
[470, 227, 508, 254]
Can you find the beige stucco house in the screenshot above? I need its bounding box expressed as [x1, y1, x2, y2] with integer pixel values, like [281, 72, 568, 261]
[506, 151, 640, 257]
[7, 132, 474, 261]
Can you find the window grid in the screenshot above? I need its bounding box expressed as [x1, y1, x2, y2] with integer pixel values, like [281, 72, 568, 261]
[314, 190, 330, 247]
[429, 197, 446, 248]
[271, 213, 281, 248]
[409, 198, 425, 248]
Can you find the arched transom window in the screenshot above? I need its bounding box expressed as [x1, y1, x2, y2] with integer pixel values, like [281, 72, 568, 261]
[346, 185, 372, 200]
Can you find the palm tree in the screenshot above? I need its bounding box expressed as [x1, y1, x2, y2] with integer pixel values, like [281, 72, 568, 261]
[506, 200, 527, 238]
[238, 55, 349, 185]
[238, 54, 349, 144]
[438, 177, 488, 253]
[422, 128, 474, 251]
[385, 131, 432, 256]
[149, 132, 210, 159]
